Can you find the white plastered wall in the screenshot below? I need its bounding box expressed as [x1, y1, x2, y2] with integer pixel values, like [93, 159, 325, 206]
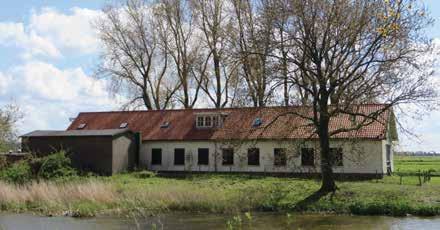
[139, 139, 386, 174]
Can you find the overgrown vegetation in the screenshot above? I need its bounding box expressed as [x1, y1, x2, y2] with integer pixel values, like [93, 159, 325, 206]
[0, 151, 77, 184]
[0, 173, 438, 217]
[0, 156, 438, 217]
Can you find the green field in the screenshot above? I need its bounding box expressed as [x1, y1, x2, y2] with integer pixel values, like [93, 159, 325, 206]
[395, 155, 440, 174]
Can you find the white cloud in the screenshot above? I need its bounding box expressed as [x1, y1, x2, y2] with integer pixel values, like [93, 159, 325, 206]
[5, 61, 111, 104]
[0, 7, 101, 60]
[0, 22, 61, 58]
[29, 7, 102, 55]
[0, 72, 11, 95]
[0, 61, 125, 134]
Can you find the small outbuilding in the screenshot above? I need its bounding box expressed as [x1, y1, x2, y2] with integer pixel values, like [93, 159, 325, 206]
[21, 129, 139, 175]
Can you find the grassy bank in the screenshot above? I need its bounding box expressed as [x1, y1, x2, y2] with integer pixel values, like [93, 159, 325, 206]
[0, 156, 439, 217]
[0, 173, 439, 217]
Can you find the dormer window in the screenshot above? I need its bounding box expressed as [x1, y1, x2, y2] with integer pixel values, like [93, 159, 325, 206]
[205, 116, 212, 126]
[197, 117, 204, 127]
[196, 113, 225, 129]
[119, 122, 128, 128]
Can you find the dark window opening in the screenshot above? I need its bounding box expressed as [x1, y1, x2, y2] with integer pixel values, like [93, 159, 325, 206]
[248, 148, 260, 166]
[301, 148, 315, 166]
[151, 148, 162, 165]
[174, 148, 185, 165]
[330, 148, 343, 166]
[274, 148, 287, 166]
[198, 148, 209, 165]
[222, 148, 234, 165]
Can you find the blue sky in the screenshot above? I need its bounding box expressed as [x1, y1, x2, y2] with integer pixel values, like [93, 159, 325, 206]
[0, 0, 439, 151]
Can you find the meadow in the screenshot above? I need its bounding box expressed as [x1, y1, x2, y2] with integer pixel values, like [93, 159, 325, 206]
[0, 155, 439, 218]
[394, 155, 440, 174]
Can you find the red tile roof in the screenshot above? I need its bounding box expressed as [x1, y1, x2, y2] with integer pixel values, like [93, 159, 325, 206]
[67, 104, 391, 141]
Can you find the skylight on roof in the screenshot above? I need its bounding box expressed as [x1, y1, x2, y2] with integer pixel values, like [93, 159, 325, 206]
[77, 123, 86, 129]
[160, 122, 170, 128]
[119, 122, 128, 128]
[253, 118, 262, 127]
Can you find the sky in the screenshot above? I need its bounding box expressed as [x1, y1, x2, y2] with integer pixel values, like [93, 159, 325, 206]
[0, 0, 440, 152]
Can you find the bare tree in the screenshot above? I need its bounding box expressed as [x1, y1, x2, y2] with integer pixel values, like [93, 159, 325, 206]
[190, 0, 239, 108]
[95, 0, 179, 110]
[230, 0, 278, 107]
[156, 0, 205, 108]
[271, 0, 436, 193]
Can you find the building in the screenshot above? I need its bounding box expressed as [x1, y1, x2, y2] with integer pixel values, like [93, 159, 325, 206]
[63, 104, 397, 177]
[21, 129, 139, 175]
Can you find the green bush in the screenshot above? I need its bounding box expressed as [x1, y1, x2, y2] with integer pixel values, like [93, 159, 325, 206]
[38, 151, 76, 180]
[348, 201, 412, 216]
[133, 170, 156, 179]
[1, 161, 32, 184]
[0, 155, 8, 169]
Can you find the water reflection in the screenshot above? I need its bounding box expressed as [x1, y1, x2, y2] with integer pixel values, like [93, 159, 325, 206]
[0, 212, 439, 230]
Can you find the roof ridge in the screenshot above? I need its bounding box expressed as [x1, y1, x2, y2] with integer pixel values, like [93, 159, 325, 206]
[76, 103, 388, 115]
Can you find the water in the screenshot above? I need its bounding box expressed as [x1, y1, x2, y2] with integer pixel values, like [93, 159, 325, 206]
[0, 212, 439, 230]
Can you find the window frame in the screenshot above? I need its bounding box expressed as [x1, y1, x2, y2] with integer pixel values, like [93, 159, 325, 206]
[197, 116, 204, 127]
[174, 148, 185, 165]
[212, 116, 219, 127]
[204, 116, 212, 127]
[222, 148, 234, 165]
[197, 148, 210, 165]
[274, 148, 287, 166]
[301, 148, 315, 166]
[247, 148, 260, 166]
[151, 148, 162, 165]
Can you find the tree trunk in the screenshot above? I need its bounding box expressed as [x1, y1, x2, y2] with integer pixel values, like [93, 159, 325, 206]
[213, 50, 222, 108]
[317, 104, 337, 193]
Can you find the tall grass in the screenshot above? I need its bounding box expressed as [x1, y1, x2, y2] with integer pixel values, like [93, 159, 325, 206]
[0, 172, 439, 217]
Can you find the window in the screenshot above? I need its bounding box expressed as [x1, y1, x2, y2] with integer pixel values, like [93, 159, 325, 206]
[253, 118, 262, 127]
[77, 123, 86, 129]
[274, 148, 287, 166]
[197, 117, 204, 127]
[301, 148, 315, 166]
[330, 148, 343, 166]
[198, 148, 209, 165]
[222, 148, 234, 165]
[205, 116, 212, 127]
[160, 121, 170, 128]
[248, 148, 260, 166]
[151, 148, 162, 165]
[119, 122, 128, 128]
[174, 148, 185, 165]
[213, 116, 219, 127]
[196, 114, 222, 128]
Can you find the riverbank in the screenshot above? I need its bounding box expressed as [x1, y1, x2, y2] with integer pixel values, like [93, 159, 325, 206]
[0, 172, 439, 217]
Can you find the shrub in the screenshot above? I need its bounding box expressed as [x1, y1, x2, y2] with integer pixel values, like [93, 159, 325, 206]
[38, 151, 76, 180]
[133, 170, 156, 179]
[0, 155, 8, 169]
[1, 161, 32, 184]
